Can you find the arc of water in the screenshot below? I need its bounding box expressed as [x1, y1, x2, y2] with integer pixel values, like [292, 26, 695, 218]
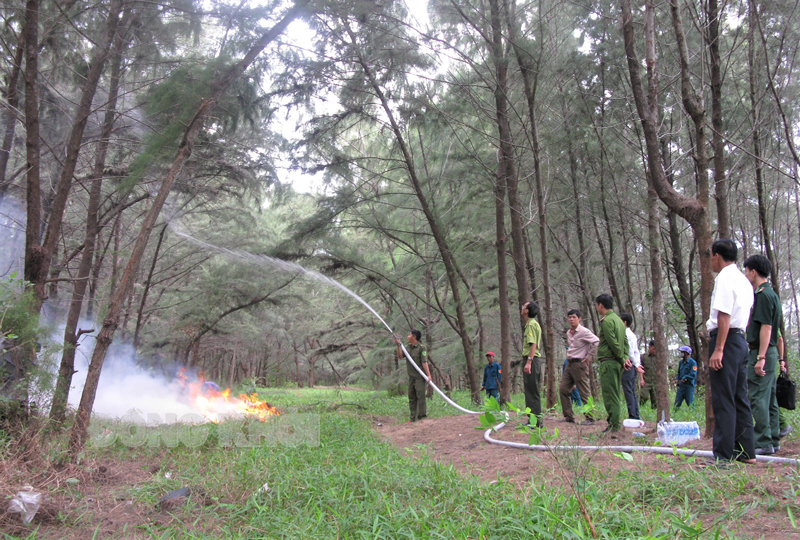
[169, 226, 479, 415]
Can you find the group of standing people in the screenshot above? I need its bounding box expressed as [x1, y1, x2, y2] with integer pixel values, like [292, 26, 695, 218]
[395, 239, 788, 464]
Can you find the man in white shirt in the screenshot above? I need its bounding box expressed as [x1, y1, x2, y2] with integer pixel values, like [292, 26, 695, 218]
[707, 239, 756, 464]
[620, 313, 644, 420]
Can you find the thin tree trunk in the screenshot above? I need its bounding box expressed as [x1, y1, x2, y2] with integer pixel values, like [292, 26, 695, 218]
[68, 1, 309, 457]
[620, 0, 715, 435]
[344, 22, 480, 403]
[662, 138, 700, 360]
[0, 37, 25, 196]
[49, 16, 129, 422]
[707, 0, 730, 238]
[32, 0, 124, 305]
[134, 224, 167, 349]
[23, 0, 42, 292]
[648, 183, 670, 422]
[503, 0, 556, 406]
[748, 0, 779, 291]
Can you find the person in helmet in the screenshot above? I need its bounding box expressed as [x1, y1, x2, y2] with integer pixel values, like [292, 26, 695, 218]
[481, 352, 502, 402]
[674, 345, 697, 409]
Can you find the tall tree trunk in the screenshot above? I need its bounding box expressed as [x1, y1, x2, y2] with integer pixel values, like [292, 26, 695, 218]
[31, 0, 124, 306]
[494, 146, 513, 404]
[747, 0, 779, 291]
[648, 183, 670, 422]
[23, 0, 42, 291]
[0, 37, 25, 197]
[68, 1, 309, 457]
[564, 96, 593, 318]
[490, 0, 530, 312]
[489, 0, 517, 405]
[662, 138, 700, 361]
[620, 0, 716, 435]
[504, 0, 556, 407]
[343, 22, 480, 403]
[707, 0, 730, 238]
[49, 14, 130, 423]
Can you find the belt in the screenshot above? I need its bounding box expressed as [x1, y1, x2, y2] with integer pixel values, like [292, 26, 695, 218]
[567, 357, 583, 363]
[709, 328, 745, 337]
[597, 357, 614, 363]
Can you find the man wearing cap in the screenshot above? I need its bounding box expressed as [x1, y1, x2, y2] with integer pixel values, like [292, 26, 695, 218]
[674, 346, 697, 409]
[481, 352, 502, 402]
[707, 239, 756, 464]
[744, 254, 783, 455]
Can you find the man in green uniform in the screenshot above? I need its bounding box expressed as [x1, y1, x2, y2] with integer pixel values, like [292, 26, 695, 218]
[640, 340, 657, 408]
[595, 294, 629, 433]
[521, 301, 543, 427]
[744, 255, 783, 455]
[394, 329, 432, 422]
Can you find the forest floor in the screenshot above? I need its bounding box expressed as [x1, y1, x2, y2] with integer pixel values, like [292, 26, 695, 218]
[376, 411, 800, 539]
[4, 389, 800, 538]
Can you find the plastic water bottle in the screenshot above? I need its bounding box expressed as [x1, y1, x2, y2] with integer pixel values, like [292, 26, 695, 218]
[657, 421, 701, 446]
[622, 419, 646, 429]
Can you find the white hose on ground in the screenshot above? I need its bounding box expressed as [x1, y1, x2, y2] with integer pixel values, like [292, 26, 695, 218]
[482, 422, 800, 465]
[402, 346, 799, 465]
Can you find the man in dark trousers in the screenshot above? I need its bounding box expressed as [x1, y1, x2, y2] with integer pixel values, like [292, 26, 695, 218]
[521, 301, 543, 427]
[620, 313, 644, 420]
[674, 346, 697, 409]
[394, 329, 432, 423]
[560, 309, 599, 425]
[707, 239, 756, 464]
[595, 294, 629, 433]
[744, 254, 783, 455]
[481, 352, 502, 402]
[640, 340, 658, 408]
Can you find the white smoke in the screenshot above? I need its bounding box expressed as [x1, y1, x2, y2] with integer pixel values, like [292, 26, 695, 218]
[66, 336, 202, 423]
[0, 195, 25, 280]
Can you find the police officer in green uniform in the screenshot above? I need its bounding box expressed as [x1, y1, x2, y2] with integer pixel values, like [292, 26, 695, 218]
[395, 329, 432, 422]
[744, 255, 783, 455]
[595, 294, 629, 433]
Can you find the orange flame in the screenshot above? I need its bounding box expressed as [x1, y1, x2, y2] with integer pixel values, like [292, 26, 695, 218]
[177, 369, 279, 423]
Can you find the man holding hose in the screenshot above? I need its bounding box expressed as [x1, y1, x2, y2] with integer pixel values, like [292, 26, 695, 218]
[395, 329, 432, 422]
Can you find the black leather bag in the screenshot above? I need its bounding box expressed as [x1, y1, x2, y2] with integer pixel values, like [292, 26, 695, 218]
[777, 371, 797, 410]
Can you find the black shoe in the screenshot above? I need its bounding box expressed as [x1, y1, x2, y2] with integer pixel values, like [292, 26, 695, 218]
[754, 446, 775, 456]
[559, 417, 575, 423]
[579, 419, 595, 426]
[601, 425, 620, 433]
[779, 425, 793, 438]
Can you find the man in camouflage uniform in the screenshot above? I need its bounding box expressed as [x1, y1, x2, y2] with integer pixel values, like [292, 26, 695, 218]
[395, 329, 432, 422]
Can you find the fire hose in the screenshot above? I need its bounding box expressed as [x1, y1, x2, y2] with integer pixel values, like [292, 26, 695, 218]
[165, 228, 799, 466]
[399, 345, 800, 466]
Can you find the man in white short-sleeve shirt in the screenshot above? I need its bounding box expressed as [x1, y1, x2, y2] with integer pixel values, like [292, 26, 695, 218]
[706, 239, 756, 464]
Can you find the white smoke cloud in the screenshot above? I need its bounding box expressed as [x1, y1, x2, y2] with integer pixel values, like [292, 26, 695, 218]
[0, 195, 25, 280]
[66, 337, 203, 423]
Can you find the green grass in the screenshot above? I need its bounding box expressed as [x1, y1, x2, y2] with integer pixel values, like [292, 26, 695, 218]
[55, 387, 800, 538]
